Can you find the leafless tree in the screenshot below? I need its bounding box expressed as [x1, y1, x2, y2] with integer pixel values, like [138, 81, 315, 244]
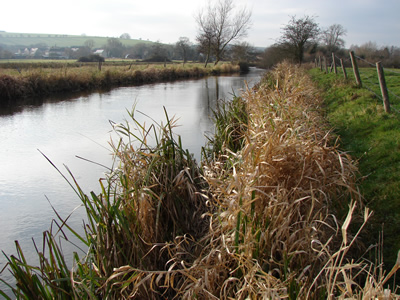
[175, 37, 192, 64]
[279, 15, 320, 64]
[230, 41, 254, 62]
[195, 0, 252, 67]
[322, 24, 347, 52]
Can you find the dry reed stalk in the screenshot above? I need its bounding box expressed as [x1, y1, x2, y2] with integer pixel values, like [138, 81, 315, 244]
[173, 62, 398, 299]
[85, 62, 400, 299]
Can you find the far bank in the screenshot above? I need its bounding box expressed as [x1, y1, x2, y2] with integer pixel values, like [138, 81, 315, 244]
[0, 61, 244, 106]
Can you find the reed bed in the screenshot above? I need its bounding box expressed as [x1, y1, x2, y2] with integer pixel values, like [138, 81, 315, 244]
[1, 62, 399, 299]
[0, 63, 239, 105]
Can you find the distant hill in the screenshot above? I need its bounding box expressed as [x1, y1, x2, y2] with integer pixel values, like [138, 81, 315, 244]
[0, 32, 153, 48]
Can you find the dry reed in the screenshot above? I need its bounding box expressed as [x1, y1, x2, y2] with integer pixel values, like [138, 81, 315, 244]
[98, 62, 399, 298]
[2, 62, 399, 299]
[0, 63, 239, 105]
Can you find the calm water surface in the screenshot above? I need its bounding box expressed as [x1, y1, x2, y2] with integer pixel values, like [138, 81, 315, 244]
[0, 68, 264, 293]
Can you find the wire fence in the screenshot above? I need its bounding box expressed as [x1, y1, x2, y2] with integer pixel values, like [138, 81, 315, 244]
[316, 52, 400, 114]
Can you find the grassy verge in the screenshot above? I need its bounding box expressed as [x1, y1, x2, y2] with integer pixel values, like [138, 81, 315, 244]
[1, 62, 399, 298]
[0, 62, 240, 105]
[309, 67, 400, 269]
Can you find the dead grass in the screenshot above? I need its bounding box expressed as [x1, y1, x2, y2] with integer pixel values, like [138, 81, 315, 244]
[0, 63, 239, 105]
[99, 62, 399, 298]
[2, 62, 399, 299]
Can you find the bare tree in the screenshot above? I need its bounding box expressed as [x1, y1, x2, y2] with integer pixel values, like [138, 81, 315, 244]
[195, 0, 252, 67]
[279, 15, 320, 64]
[175, 37, 192, 64]
[84, 39, 95, 50]
[230, 41, 254, 62]
[322, 24, 347, 52]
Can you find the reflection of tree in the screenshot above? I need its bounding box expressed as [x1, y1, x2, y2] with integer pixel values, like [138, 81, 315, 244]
[202, 76, 220, 113]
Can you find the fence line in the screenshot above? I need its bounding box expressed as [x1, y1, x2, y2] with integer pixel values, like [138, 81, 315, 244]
[316, 51, 400, 113]
[384, 68, 400, 75]
[354, 55, 376, 67]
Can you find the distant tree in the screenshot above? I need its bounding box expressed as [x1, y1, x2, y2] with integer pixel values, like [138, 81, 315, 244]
[0, 46, 13, 59]
[175, 37, 192, 63]
[148, 41, 169, 61]
[259, 44, 287, 69]
[74, 46, 91, 58]
[350, 41, 378, 60]
[230, 41, 254, 62]
[84, 39, 95, 50]
[126, 42, 150, 59]
[105, 38, 124, 58]
[195, 0, 252, 67]
[322, 24, 346, 52]
[279, 15, 320, 64]
[120, 33, 131, 39]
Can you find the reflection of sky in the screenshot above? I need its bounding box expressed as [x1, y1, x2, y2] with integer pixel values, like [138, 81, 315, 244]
[0, 69, 264, 294]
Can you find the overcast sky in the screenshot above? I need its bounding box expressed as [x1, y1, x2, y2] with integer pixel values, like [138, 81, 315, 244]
[2, 0, 399, 48]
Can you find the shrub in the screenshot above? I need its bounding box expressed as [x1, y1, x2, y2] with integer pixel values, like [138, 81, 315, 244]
[77, 54, 105, 63]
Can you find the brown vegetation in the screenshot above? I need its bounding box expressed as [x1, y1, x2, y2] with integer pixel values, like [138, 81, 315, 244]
[95, 62, 396, 298]
[0, 63, 240, 105]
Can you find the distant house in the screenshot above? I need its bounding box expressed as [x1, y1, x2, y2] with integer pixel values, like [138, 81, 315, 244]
[43, 47, 69, 59]
[14, 47, 41, 58]
[93, 49, 106, 57]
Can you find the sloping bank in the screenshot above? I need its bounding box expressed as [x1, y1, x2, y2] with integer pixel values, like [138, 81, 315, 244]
[1, 62, 398, 299]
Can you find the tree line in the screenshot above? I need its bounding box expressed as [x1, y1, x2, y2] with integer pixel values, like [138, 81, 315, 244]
[259, 15, 400, 69]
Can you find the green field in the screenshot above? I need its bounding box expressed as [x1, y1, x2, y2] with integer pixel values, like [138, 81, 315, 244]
[309, 67, 400, 268]
[343, 67, 400, 110]
[0, 31, 153, 48]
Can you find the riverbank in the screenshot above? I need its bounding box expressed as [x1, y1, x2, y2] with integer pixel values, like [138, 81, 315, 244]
[1, 62, 398, 299]
[0, 62, 240, 105]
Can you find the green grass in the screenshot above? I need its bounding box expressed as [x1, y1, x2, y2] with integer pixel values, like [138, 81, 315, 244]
[309, 67, 400, 268]
[330, 66, 400, 111]
[0, 32, 152, 48]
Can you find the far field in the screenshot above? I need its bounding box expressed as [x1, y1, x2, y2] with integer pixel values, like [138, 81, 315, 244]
[0, 31, 153, 48]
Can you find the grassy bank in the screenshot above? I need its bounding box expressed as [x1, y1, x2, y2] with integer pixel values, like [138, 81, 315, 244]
[309, 67, 400, 271]
[1, 62, 399, 299]
[0, 62, 240, 105]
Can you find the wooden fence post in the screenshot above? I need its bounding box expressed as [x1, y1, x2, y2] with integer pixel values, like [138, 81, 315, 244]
[350, 51, 362, 87]
[319, 56, 322, 71]
[376, 61, 391, 113]
[340, 58, 347, 79]
[332, 53, 337, 74]
[323, 56, 328, 73]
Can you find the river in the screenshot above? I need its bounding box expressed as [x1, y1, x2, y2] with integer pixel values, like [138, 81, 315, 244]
[0, 68, 265, 294]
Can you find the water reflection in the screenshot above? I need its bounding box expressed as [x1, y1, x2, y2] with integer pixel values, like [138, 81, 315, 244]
[0, 68, 265, 295]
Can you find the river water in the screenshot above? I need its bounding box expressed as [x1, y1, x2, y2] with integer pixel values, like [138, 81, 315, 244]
[0, 68, 264, 294]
